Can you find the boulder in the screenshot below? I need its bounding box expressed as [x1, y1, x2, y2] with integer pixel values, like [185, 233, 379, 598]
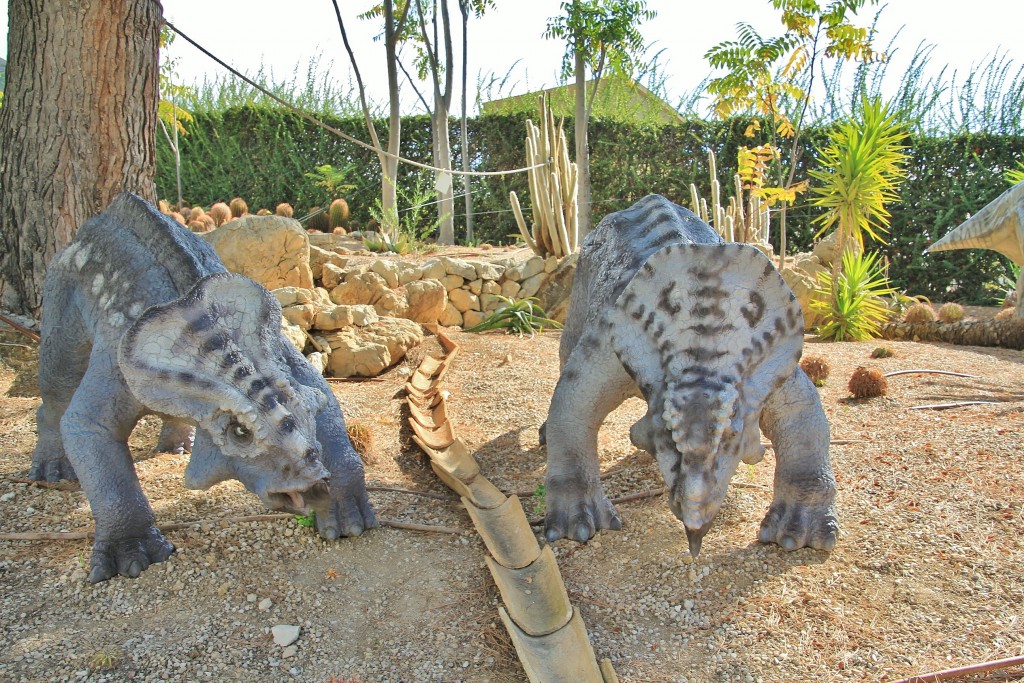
[370, 259, 402, 288]
[397, 263, 425, 285]
[439, 302, 464, 327]
[405, 280, 448, 324]
[323, 318, 424, 377]
[439, 256, 477, 279]
[500, 279, 522, 299]
[467, 278, 483, 295]
[280, 319, 307, 352]
[463, 310, 488, 329]
[473, 261, 505, 281]
[314, 304, 379, 330]
[440, 274, 465, 291]
[507, 256, 546, 282]
[273, 286, 316, 308]
[780, 263, 824, 330]
[321, 263, 345, 289]
[421, 259, 447, 281]
[203, 215, 313, 290]
[308, 244, 347, 280]
[519, 271, 548, 298]
[330, 271, 390, 306]
[449, 288, 480, 313]
[281, 303, 318, 330]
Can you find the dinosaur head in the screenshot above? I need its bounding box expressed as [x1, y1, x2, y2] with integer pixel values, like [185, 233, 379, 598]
[118, 273, 331, 514]
[609, 243, 804, 556]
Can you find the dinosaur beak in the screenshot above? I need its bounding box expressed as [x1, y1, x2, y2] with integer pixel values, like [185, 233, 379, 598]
[685, 522, 712, 559]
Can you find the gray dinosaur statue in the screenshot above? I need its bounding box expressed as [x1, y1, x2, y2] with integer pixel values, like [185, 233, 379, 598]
[542, 194, 838, 557]
[30, 193, 377, 583]
[926, 179, 1024, 317]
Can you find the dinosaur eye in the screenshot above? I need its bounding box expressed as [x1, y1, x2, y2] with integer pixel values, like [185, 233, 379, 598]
[228, 421, 253, 444]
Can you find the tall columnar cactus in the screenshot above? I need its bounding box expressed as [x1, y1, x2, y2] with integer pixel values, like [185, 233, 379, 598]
[509, 95, 579, 259]
[690, 150, 771, 245]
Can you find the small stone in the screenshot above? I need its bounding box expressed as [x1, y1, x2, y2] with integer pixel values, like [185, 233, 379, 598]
[272, 624, 301, 647]
[258, 598, 273, 611]
[0, 492, 14, 502]
[247, 593, 258, 603]
[282, 645, 298, 659]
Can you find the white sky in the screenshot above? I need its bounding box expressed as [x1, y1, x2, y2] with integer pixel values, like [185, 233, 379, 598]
[2, 1, 1023, 115]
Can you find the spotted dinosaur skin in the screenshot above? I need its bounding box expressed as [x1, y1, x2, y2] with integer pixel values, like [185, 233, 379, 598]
[927, 179, 1024, 317]
[542, 195, 838, 556]
[31, 193, 376, 582]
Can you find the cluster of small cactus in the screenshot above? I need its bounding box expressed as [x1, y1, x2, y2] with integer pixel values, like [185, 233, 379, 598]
[937, 302, 965, 323]
[799, 354, 831, 386]
[158, 195, 359, 235]
[229, 196, 248, 219]
[848, 366, 888, 398]
[329, 198, 350, 230]
[870, 346, 895, 359]
[902, 302, 936, 324]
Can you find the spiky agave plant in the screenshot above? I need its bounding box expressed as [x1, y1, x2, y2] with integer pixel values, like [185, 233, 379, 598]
[810, 250, 897, 342]
[464, 296, 562, 336]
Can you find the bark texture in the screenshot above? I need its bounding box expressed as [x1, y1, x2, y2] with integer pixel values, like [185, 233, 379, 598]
[881, 319, 1024, 350]
[0, 0, 162, 317]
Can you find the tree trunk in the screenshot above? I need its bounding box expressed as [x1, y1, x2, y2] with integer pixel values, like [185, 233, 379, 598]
[0, 0, 162, 317]
[459, 3, 473, 243]
[434, 109, 456, 245]
[381, 0, 403, 239]
[573, 47, 592, 238]
[880, 318, 1024, 350]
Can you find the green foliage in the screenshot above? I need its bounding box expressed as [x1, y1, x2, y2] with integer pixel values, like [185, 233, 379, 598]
[1006, 161, 1024, 185]
[531, 483, 547, 516]
[809, 95, 908, 250]
[811, 250, 897, 341]
[464, 297, 562, 336]
[158, 26, 194, 137]
[154, 105, 1024, 304]
[306, 164, 357, 202]
[369, 171, 445, 243]
[295, 511, 317, 528]
[544, 1, 655, 80]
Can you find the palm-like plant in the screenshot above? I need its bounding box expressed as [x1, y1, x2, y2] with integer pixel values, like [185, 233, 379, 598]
[809, 96, 909, 256]
[810, 250, 896, 342]
[809, 96, 908, 341]
[1005, 161, 1024, 186]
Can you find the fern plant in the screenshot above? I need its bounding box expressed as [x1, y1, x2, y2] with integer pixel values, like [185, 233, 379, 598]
[464, 297, 562, 336]
[810, 250, 896, 342]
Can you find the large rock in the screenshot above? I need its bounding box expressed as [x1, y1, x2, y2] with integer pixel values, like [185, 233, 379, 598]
[308, 244, 347, 281]
[203, 215, 313, 289]
[323, 318, 424, 377]
[280, 319, 307, 352]
[314, 304, 379, 330]
[405, 280, 448, 324]
[330, 272, 390, 307]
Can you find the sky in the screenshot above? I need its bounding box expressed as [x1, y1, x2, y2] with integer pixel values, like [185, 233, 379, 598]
[1, 1, 1023, 116]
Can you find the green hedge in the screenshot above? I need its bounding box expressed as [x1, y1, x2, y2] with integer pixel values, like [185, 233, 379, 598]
[156, 107, 1024, 304]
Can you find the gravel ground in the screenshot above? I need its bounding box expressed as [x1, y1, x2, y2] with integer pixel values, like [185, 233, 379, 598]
[2, 312, 1024, 682]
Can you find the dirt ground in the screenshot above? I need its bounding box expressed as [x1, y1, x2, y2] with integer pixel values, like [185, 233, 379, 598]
[1, 307, 1023, 682]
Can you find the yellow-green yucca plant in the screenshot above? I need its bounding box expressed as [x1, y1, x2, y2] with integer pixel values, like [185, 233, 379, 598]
[809, 95, 908, 257]
[1005, 161, 1024, 186]
[808, 95, 907, 340]
[810, 250, 897, 341]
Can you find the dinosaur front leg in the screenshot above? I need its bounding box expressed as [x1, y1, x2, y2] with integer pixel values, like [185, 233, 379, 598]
[283, 344, 378, 540]
[61, 356, 174, 583]
[543, 334, 634, 542]
[758, 368, 839, 552]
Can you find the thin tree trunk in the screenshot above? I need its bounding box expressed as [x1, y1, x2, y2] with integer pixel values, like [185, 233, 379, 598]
[459, 3, 474, 243]
[0, 0, 162, 317]
[382, 0, 404, 239]
[434, 108, 456, 245]
[574, 47, 592, 238]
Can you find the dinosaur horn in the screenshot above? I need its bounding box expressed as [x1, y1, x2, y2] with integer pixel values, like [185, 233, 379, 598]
[926, 180, 1024, 266]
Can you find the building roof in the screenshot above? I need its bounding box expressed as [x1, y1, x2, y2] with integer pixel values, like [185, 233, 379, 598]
[481, 73, 682, 126]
